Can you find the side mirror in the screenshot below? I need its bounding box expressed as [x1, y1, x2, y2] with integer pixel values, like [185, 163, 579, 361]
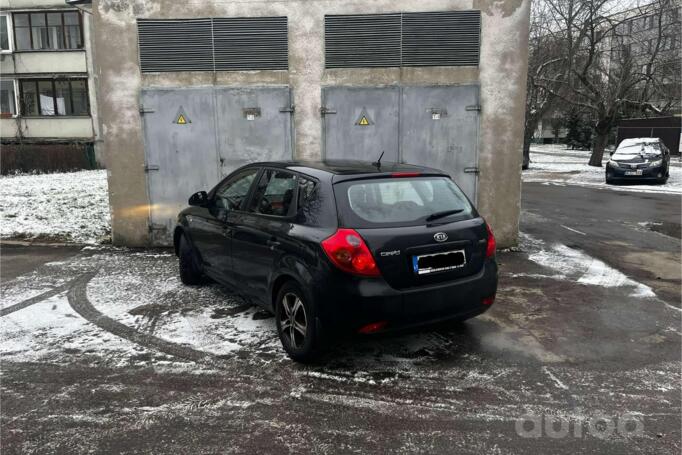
[188, 191, 209, 207]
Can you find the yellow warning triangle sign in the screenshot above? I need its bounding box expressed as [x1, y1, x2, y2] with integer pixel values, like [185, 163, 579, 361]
[355, 109, 373, 126]
[174, 106, 191, 125]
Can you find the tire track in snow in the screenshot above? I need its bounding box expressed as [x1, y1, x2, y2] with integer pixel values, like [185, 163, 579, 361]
[0, 275, 86, 317]
[66, 271, 228, 366]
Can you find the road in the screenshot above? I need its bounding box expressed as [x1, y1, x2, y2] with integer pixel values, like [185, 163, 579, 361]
[1, 183, 680, 454]
[522, 182, 681, 305]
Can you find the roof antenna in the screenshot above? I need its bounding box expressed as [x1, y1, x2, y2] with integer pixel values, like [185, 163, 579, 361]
[372, 151, 385, 169]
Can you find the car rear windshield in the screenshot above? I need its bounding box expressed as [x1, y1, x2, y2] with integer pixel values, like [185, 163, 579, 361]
[335, 176, 474, 228]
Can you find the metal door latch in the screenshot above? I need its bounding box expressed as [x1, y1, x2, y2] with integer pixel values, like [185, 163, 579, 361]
[465, 105, 481, 112]
[139, 105, 155, 114]
[464, 167, 480, 174]
[279, 105, 295, 113]
[320, 107, 337, 116]
[144, 164, 160, 172]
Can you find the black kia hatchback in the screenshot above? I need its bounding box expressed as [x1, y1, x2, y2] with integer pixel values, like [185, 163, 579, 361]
[174, 161, 498, 362]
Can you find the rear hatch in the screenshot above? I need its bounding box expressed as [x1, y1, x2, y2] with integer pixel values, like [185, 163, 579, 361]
[333, 174, 487, 289]
[358, 220, 487, 289]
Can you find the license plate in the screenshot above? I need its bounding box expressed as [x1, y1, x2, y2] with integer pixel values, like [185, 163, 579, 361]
[413, 249, 466, 275]
[625, 170, 643, 176]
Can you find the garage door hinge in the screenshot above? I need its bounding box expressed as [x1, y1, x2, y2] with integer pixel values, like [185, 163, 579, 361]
[464, 167, 480, 174]
[279, 105, 295, 113]
[144, 164, 160, 172]
[465, 105, 481, 112]
[320, 107, 337, 116]
[148, 223, 166, 232]
[139, 105, 155, 114]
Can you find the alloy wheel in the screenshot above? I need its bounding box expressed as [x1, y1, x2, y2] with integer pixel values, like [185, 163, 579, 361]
[280, 292, 307, 349]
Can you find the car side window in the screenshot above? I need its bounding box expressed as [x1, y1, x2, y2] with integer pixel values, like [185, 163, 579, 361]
[214, 169, 258, 211]
[248, 170, 297, 217]
[297, 177, 316, 210]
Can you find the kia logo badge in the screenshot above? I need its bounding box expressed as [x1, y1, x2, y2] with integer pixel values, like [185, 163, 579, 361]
[434, 232, 448, 242]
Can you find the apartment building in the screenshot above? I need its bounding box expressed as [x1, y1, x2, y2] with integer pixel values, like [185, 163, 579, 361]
[612, 3, 681, 114]
[0, 0, 99, 173]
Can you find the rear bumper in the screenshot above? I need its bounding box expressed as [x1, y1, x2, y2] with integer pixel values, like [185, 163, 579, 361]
[313, 259, 498, 333]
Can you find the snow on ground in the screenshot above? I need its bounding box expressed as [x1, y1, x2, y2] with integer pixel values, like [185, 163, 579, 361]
[0, 248, 505, 373]
[521, 233, 655, 298]
[0, 170, 110, 243]
[1, 294, 145, 365]
[524, 144, 682, 194]
[520, 232, 682, 313]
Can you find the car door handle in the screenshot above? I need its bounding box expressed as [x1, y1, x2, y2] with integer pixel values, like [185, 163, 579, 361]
[266, 239, 281, 249]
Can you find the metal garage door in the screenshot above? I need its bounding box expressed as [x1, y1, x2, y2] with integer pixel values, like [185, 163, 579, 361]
[321, 85, 480, 202]
[215, 87, 293, 177]
[322, 87, 400, 163]
[401, 85, 480, 201]
[141, 86, 293, 245]
[141, 88, 220, 245]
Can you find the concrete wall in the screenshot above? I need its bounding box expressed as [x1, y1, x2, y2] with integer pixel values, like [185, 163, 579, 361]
[93, 0, 530, 248]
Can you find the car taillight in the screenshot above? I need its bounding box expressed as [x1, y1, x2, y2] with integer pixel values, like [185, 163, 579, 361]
[485, 223, 496, 258]
[321, 228, 380, 277]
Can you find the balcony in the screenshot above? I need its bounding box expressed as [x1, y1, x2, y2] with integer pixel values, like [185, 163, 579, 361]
[3, 50, 87, 75]
[0, 116, 93, 141]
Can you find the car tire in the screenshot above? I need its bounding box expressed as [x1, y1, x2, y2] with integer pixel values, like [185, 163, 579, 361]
[179, 234, 203, 285]
[275, 281, 323, 363]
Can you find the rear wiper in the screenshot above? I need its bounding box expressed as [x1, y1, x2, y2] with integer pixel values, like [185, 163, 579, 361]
[426, 209, 464, 222]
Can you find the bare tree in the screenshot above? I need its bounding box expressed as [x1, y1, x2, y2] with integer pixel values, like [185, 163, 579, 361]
[533, 0, 678, 166]
[523, 0, 572, 169]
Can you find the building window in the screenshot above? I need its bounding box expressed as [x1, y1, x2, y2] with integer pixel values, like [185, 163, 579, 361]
[1, 80, 16, 116]
[648, 38, 657, 53]
[19, 79, 89, 116]
[0, 15, 10, 51]
[13, 11, 82, 51]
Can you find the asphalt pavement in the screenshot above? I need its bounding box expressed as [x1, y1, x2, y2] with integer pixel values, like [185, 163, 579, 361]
[1, 182, 680, 454]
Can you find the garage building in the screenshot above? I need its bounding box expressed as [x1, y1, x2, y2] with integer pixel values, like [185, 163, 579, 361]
[91, 0, 530, 247]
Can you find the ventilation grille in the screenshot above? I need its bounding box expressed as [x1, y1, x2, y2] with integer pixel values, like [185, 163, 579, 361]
[137, 17, 288, 73]
[213, 17, 288, 71]
[402, 11, 480, 66]
[138, 19, 214, 72]
[324, 14, 401, 69]
[325, 10, 481, 69]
